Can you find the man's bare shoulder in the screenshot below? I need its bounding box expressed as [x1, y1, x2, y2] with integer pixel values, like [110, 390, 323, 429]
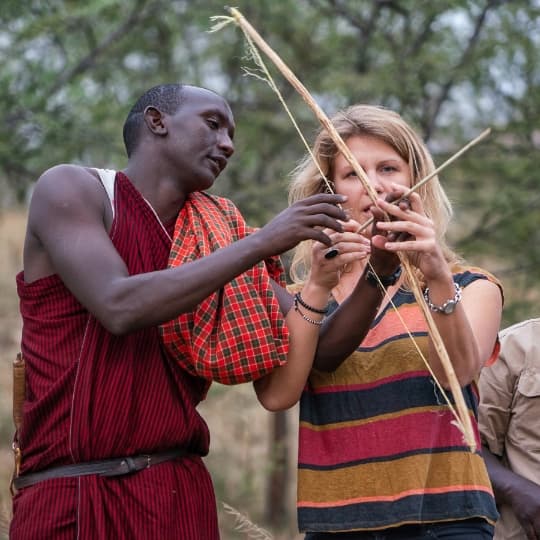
[31, 164, 106, 208]
[35, 164, 100, 189]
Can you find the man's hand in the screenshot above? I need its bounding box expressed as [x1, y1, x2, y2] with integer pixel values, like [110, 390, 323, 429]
[483, 446, 540, 540]
[257, 193, 348, 255]
[509, 481, 540, 540]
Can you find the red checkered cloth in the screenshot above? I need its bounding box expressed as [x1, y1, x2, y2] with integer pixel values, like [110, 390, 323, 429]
[160, 192, 289, 386]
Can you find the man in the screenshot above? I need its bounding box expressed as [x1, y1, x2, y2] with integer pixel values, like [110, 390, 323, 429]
[11, 83, 348, 539]
[479, 318, 540, 540]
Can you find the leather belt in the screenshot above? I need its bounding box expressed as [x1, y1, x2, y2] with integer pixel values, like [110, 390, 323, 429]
[13, 448, 188, 490]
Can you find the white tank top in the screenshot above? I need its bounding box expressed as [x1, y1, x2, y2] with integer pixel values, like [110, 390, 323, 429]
[94, 168, 116, 218]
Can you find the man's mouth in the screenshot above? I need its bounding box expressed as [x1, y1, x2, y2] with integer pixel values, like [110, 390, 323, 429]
[208, 155, 227, 174]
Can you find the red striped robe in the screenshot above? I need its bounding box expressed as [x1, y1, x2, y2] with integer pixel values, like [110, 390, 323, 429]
[11, 172, 219, 539]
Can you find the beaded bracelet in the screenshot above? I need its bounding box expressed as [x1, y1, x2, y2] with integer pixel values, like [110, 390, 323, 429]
[293, 301, 324, 326]
[294, 292, 328, 314]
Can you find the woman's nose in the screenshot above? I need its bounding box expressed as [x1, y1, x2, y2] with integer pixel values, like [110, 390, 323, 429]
[368, 173, 384, 194]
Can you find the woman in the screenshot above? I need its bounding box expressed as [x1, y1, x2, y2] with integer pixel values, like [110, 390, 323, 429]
[256, 105, 503, 539]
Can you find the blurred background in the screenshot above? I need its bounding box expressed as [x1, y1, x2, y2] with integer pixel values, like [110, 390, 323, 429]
[1, 0, 539, 538]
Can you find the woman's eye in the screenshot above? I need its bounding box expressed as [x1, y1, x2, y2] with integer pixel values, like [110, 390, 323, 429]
[345, 171, 358, 178]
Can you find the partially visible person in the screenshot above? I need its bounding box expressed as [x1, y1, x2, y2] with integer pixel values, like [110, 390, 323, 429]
[11, 83, 354, 540]
[479, 318, 540, 540]
[256, 104, 503, 539]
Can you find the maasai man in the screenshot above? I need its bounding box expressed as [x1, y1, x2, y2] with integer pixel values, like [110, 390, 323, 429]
[11, 83, 352, 539]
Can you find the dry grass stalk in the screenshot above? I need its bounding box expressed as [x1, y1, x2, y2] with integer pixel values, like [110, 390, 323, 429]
[216, 7, 477, 450]
[401, 258, 476, 449]
[222, 502, 273, 540]
[0, 499, 11, 538]
[227, 7, 378, 205]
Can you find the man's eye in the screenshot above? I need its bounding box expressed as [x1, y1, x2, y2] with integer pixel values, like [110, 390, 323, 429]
[207, 118, 219, 129]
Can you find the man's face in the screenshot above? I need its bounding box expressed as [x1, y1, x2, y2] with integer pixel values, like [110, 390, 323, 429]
[163, 87, 236, 191]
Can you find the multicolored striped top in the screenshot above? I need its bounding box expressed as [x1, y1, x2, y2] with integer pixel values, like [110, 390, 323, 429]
[297, 266, 501, 533]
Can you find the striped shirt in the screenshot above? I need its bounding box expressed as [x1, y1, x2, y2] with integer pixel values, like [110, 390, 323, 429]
[297, 266, 501, 533]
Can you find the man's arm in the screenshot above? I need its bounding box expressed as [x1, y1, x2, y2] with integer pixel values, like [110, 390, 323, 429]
[482, 446, 540, 540]
[479, 320, 540, 540]
[25, 165, 348, 335]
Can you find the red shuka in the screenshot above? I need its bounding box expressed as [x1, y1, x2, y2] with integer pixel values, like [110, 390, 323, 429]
[11, 172, 220, 539]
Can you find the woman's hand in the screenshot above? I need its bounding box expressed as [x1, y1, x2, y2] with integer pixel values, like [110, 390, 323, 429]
[370, 184, 448, 281]
[309, 219, 371, 291]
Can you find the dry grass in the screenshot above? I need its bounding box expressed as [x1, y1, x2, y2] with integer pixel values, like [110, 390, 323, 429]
[0, 209, 302, 539]
[0, 209, 26, 540]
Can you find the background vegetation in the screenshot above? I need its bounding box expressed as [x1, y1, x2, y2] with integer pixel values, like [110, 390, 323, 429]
[1, 1, 539, 538]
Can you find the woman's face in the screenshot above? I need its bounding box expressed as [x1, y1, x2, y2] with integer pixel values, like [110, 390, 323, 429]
[332, 135, 411, 231]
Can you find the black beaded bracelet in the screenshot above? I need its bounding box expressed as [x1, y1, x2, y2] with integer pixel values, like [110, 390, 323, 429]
[294, 292, 328, 314]
[365, 265, 402, 288]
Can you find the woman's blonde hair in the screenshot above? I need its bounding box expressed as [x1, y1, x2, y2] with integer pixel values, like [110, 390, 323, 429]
[289, 104, 460, 285]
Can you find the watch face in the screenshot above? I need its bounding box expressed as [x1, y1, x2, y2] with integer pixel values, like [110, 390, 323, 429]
[443, 301, 456, 314]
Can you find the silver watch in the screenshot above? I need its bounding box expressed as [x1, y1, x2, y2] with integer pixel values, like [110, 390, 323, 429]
[423, 282, 462, 314]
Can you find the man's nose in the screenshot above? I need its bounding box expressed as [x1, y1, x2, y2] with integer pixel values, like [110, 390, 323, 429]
[218, 131, 235, 157]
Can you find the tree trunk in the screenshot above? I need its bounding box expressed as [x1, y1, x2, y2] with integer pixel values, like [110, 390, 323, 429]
[265, 410, 289, 526]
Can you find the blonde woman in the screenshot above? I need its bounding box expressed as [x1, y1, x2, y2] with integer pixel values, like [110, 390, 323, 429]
[256, 105, 503, 539]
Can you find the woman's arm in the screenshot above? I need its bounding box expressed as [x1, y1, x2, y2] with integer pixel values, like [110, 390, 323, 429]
[254, 221, 370, 410]
[373, 187, 502, 387]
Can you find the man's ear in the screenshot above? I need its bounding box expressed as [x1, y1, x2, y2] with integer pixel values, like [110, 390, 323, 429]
[143, 106, 167, 136]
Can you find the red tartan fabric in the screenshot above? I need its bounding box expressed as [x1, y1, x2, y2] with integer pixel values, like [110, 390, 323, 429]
[160, 191, 289, 385]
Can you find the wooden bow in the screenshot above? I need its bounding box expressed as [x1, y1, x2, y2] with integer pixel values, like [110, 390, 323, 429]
[212, 7, 490, 451]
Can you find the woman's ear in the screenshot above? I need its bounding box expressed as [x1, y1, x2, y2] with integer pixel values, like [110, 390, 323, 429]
[143, 106, 167, 136]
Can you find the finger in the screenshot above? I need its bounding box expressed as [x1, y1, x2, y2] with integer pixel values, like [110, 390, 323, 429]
[324, 247, 339, 259]
[376, 199, 429, 227]
[311, 214, 349, 234]
[382, 238, 432, 252]
[334, 242, 371, 255]
[302, 193, 348, 209]
[308, 192, 347, 203]
[310, 229, 334, 247]
[314, 229, 339, 247]
[407, 191, 424, 213]
[332, 250, 369, 265]
[375, 219, 431, 240]
[340, 218, 363, 232]
[317, 203, 349, 221]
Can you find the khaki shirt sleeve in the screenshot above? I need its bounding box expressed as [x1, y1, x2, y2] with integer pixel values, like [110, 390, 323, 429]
[478, 322, 529, 457]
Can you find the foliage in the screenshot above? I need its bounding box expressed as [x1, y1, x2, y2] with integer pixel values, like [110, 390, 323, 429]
[2, 1, 539, 323]
[1, 1, 539, 532]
